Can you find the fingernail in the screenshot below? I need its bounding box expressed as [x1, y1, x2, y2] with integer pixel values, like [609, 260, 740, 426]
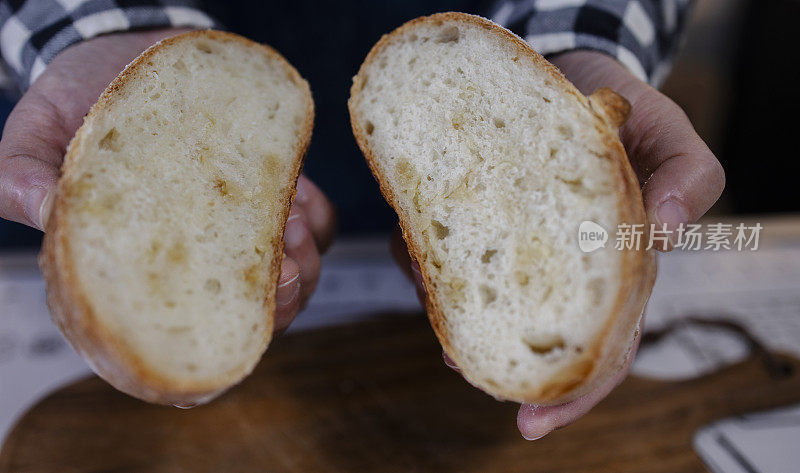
[276, 272, 300, 307]
[284, 214, 306, 249]
[40, 190, 54, 230]
[295, 178, 310, 205]
[442, 351, 458, 369]
[173, 402, 197, 409]
[656, 200, 688, 244]
[518, 404, 550, 440]
[410, 261, 424, 287]
[24, 187, 49, 231]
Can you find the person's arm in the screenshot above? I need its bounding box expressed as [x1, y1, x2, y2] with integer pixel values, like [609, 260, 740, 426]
[488, 0, 694, 86]
[509, 0, 723, 440]
[0, 1, 219, 92]
[487, 0, 722, 290]
[0, 0, 336, 330]
[510, 47, 723, 440]
[395, 0, 723, 440]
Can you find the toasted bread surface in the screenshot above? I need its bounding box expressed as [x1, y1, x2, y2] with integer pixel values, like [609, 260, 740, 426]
[349, 13, 654, 404]
[40, 30, 313, 405]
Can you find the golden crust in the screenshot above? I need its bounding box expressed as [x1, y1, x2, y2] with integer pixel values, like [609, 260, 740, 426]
[348, 13, 655, 405]
[589, 87, 632, 129]
[39, 30, 314, 405]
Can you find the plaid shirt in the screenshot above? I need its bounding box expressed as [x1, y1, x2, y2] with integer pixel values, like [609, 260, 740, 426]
[0, 0, 218, 93]
[0, 0, 690, 94]
[489, 0, 693, 86]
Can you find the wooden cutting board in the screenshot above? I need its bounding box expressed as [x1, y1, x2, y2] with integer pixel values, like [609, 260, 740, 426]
[1, 314, 798, 473]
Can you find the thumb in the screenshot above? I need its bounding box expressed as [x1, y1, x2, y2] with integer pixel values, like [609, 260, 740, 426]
[551, 51, 724, 242]
[621, 91, 725, 236]
[1, 28, 191, 232]
[0, 92, 70, 230]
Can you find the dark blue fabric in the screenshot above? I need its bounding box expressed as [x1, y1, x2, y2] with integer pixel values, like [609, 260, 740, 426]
[202, 0, 495, 236]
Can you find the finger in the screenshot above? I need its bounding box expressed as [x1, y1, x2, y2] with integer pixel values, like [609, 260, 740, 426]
[516, 370, 624, 440]
[294, 175, 337, 253]
[273, 256, 301, 334]
[517, 328, 642, 440]
[390, 226, 414, 280]
[442, 350, 460, 372]
[390, 226, 427, 304]
[283, 208, 321, 307]
[550, 51, 725, 247]
[1, 28, 194, 231]
[621, 93, 725, 240]
[0, 154, 58, 230]
[410, 261, 426, 305]
[0, 94, 70, 229]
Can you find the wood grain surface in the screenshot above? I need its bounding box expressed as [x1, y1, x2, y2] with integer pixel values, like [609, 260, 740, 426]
[2, 314, 800, 472]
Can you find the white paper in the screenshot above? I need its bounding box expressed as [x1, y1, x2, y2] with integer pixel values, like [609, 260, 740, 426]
[633, 245, 800, 380]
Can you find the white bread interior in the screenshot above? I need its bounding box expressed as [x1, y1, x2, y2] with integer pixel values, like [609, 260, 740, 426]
[40, 30, 313, 405]
[349, 13, 654, 404]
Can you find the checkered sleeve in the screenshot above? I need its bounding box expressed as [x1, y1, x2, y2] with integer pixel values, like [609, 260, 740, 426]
[0, 0, 220, 92]
[489, 0, 694, 86]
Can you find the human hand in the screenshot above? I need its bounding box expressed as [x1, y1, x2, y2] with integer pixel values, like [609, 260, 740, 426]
[0, 28, 190, 231]
[508, 50, 725, 440]
[0, 28, 336, 332]
[276, 175, 337, 333]
[551, 50, 725, 240]
[392, 49, 724, 440]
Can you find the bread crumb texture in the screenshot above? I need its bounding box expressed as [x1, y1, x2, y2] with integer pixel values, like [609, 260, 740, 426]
[58, 33, 310, 386]
[352, 18, 625, 398]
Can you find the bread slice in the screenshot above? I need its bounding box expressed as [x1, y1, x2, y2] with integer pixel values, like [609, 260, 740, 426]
[39, 31, 313, 405]
[349, 13, 655, 404]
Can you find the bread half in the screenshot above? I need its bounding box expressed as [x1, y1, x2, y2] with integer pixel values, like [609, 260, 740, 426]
[349, 13, 655, 404]
[40, 30, 313, 405]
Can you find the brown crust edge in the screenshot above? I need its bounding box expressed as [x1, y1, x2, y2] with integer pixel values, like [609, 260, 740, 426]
[38, 30, 314, 405]
[347, 12, 655, 404]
